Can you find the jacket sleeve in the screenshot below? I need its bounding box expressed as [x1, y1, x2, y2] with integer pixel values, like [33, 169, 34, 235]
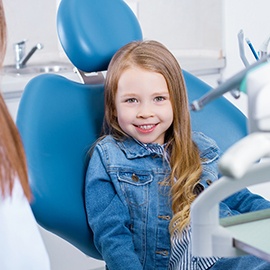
[85, 145, 143, 270]
[217, 146, 270, 214]
[196, 133, 270, 215]
[222, 187, 270, 214]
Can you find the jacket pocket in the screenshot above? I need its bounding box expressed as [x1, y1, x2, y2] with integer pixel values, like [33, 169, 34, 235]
[118, 170, 153, 206]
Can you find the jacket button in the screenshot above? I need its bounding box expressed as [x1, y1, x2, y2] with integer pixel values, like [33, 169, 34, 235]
[131, 173, 139, 182]
[158, 215, 171, 220]
[206, 179, 213, 186]
[156, 250, 169, 256]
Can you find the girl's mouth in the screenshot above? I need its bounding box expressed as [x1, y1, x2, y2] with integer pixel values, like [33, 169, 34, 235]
[135, 124, 157, 133]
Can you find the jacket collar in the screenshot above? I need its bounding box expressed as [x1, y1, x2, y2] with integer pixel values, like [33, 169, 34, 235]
[116, 136, 165, 159]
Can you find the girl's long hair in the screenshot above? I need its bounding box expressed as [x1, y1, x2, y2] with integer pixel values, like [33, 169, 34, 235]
[0, 0, 31, 200]
[104, 40, 202, 234]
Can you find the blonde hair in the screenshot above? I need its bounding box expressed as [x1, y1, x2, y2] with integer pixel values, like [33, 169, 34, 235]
[104, 40, 202, 234]
[0, 0, 31, 200]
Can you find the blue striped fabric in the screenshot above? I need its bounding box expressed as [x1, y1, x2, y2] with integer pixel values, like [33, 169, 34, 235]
[143, 143, 166, 156]
[169, 226, 219, 269]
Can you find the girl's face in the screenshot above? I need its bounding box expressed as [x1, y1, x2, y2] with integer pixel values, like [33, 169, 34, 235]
[115, 66, 173, 145]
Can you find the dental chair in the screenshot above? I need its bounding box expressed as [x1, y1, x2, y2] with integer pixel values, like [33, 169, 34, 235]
[16, 0, 247, 261]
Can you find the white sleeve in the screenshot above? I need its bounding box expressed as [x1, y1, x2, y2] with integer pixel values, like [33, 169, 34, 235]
[0, 179, 51, 270]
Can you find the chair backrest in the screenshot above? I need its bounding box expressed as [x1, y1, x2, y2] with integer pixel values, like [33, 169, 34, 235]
[57, 0, 142, 73]
[16, 0, 247, 260]
[184, 70, 247, 152]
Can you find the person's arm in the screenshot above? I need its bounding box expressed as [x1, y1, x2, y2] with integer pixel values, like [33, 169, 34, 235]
[222, 188, 270, 214]
[0, 179, 50, 270]
[216, 145, 270, 214]
[85, 145, 143, 270]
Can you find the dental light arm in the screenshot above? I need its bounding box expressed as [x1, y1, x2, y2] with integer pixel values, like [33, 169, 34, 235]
[190, 55, 270, 111]
[219, 133, 270, 178]
[219, 63, 270, 178]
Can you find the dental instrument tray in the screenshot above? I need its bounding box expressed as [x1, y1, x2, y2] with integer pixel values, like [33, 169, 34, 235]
[220, 208, 270, 262]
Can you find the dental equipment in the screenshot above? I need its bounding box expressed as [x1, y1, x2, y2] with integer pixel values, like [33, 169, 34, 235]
[245, 37, 259, 61]
[238, 30, 249, 67]
[220, 62, 270, 178]
[190, 54, 270, 111]
[14, 40, 43, 69]
[191, 60, 270, 261]
[259, 35, 270, 58]
[192, 161, 270, 260]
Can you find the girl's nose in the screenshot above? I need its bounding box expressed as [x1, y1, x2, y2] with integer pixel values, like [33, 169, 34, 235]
[136, 103, 154, 118]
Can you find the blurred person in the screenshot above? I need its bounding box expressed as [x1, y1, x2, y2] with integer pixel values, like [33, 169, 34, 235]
[0, 1, 50, 269]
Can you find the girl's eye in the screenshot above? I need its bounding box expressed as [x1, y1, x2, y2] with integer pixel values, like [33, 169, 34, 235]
[154, 96, 166, 102]
[125, 98, 138, 103]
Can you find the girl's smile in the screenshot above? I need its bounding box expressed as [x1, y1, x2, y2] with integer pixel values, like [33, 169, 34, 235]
[135, 123, 158, 133]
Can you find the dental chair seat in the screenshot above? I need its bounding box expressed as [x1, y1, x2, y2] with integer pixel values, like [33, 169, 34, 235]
[16, 0, 247, 261]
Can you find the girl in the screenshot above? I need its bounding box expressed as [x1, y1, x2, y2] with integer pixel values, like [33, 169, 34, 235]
[85, 40, 270, 269]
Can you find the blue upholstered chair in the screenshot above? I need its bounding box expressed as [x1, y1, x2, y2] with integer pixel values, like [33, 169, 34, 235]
[16, 0, 247, 261]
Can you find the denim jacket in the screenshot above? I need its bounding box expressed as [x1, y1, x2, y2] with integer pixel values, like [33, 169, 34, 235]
[85, 132, 270, 270]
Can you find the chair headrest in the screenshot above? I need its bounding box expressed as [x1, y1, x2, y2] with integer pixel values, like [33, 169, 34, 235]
[57, 0, 143, 73]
